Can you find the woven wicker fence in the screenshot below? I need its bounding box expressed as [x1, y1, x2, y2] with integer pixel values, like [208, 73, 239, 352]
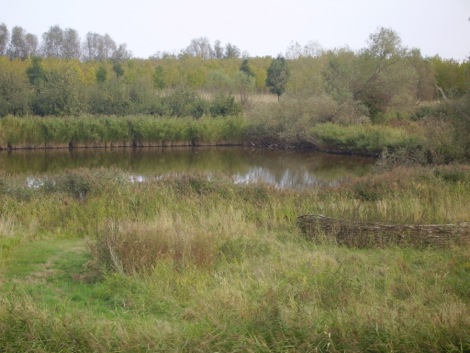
[297, 214, 470, 248]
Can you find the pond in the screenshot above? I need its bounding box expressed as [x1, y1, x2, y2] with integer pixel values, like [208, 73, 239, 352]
[0, 147, 375, 190]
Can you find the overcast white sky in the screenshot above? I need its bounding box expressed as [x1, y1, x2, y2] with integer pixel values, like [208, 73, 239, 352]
[1, 0, 469, 60]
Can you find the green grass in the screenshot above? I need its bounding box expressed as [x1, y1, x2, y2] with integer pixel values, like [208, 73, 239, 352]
[0, 165, 469, 352]
[307, 122, 425, 155]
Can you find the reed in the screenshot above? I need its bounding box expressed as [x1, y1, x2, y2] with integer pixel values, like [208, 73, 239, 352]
[0, 115, 248, 149]
[0, 114, 432, 158]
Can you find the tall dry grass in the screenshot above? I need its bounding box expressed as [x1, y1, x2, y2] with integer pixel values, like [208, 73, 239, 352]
[92, 218, 217, 274]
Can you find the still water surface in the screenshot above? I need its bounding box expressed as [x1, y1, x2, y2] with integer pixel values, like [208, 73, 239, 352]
[0, 147, 375, 189]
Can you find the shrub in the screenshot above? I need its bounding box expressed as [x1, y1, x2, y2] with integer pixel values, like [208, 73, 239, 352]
[87, 79, 132, 116]
[209, 93, 241, 117]
[164, 87, 207, 118]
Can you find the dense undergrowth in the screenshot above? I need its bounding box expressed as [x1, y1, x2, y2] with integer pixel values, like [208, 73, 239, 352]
[0, 166, 469, 352]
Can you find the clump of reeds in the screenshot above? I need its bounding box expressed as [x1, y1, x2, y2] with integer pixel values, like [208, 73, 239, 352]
[0, 115, 248, 149]
[91, 219, 217, 274]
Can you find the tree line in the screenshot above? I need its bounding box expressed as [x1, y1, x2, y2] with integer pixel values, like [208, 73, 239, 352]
[0, 24, 246, 61]
[0, 24, 468, 122]
[0, 23, 134, 62]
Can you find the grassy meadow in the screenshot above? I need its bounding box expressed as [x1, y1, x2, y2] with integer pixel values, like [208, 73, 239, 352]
[0, 165, 469, 352]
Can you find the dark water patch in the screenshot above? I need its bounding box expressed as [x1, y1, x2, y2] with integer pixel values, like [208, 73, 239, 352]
[0, 147, 374, 190]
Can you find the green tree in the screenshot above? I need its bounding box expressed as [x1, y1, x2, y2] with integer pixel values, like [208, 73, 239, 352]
[266, 55, 290, 101]
[224, 43, 240, 59]
[352, 27, 408, 116]
[322, 48, 356, 101]
[322, 28, 426, 120]
[286, 55, 324, 97]
[431, 56, 467, 98]
[26, 56, 46, 85]
[0, 59, 31, 116]
[113, 62, 124, 78]
[205, 70, 232, 94]
[234, 71, 255, 107]
[31, 64, 85, 116]
[407, 49, 435, 101]
[240, 59, 255, 77]
[209, 93, 241, 116]
[165, 86, 206, 118]
[96, 66, 107, 83]
[88, 77, 131, 115]
[153, 65, 166, 89]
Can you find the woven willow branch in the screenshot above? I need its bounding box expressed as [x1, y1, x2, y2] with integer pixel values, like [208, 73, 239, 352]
[297, 214, 470, 248]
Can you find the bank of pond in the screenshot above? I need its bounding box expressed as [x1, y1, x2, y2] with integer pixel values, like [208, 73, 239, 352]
[0, 115, 429, 158]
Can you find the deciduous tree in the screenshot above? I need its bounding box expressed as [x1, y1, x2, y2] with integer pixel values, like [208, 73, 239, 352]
[41, 25, 64, 57]
[285, 41, 303, 60]
[224, 43, 240, 59]
[62, 28, 81, 59]
[25, 33, 38, 57]
[112, 44, 132, 61]
[83, 32, 118, 61]
[153, 65, 166, 89]
[0, 58, 31, 116]
[185, 37, 212, 59]
[205, 70, 232, 94]
[96, 66, 107, 83]
[7, 26, 29, 59]
[26, 56, 46, 85]
[0, 23, 9, 56]
[234, 71, 255, 106]
[213, 40, 224, 59]
[240, 58, 255, 77]
[30, 63, 84, 116]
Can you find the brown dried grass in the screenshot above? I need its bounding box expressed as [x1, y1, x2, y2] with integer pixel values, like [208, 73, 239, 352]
[91, 218, 217, 274]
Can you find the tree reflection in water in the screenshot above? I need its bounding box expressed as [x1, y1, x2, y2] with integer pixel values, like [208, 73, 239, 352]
[0, 147, 374, 190]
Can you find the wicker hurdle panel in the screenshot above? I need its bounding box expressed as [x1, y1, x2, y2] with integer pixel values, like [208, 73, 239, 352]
[297, 214, 470, 248]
